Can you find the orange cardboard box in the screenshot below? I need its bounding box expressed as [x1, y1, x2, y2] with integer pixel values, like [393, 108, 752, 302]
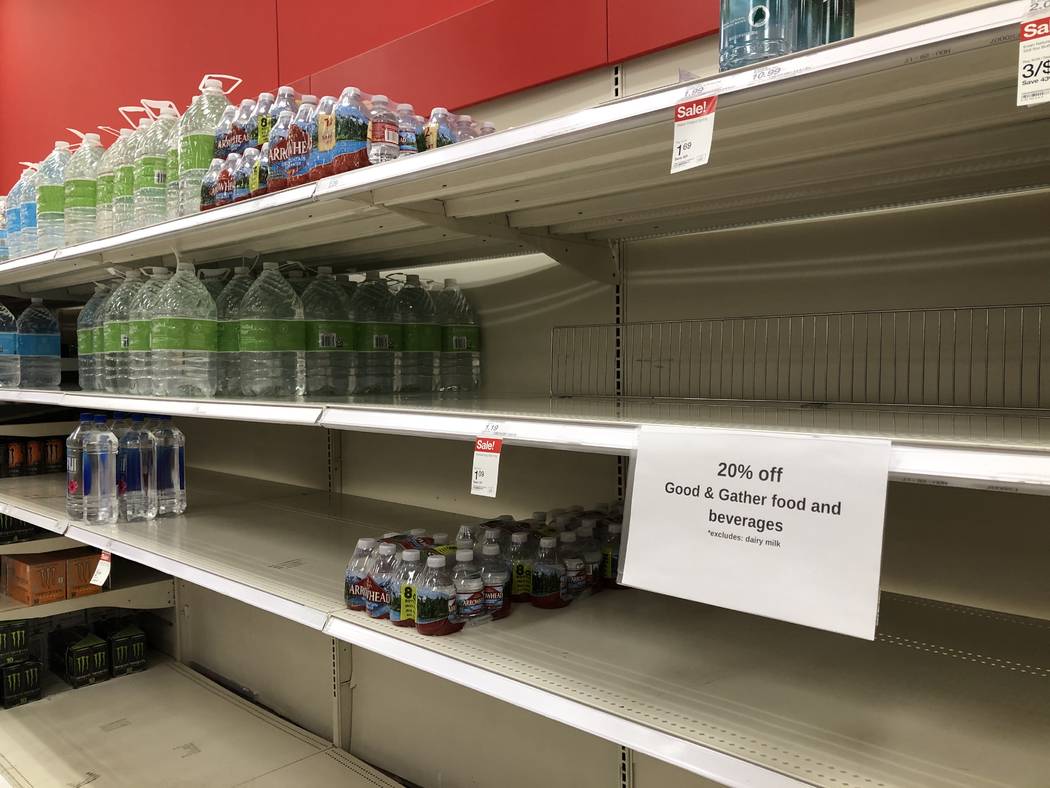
[3, 554, 66, 606]
[53, 548, 105, 599]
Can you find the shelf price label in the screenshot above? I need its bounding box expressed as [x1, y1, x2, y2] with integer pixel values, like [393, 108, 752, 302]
[470, 437, 503, 498]
[1018, 4, 1050, 106]
[670, 94, 717, 174]
[621, 426, 890, 639]
[90, 551, 112, 586]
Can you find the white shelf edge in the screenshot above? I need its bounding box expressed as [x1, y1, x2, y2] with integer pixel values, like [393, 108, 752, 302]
[0, 500, 63, 535]
[321, 616, 805, 788]
[0, 578, 174, 621]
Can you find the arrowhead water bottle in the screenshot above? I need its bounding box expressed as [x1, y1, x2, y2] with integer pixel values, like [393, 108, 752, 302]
[266, 111, 294, 192]
[366, 95, 400, 164]
[396, 274, 439, 393]
[16, 298, 60, 388]
[0, 301, 19, 388]
[239, 260, 304, 398]
[76, 283, 110, 390]
[287, 96, 317, 187]
[179, 78, 233, 215]
[345, 537, 378, 610]
[96, 130, 124, 239]
[389, 549, 423, 627]
[366, 542, 399, 619]
[349, 271, 399, 394]
[127, 267, 171, 395]
[83, 414, 118, 525]
[154, 415, 186, 516]
[226, 98, 256, 157]
[36, 141, 71, 250]
[452, 548, 486, 621]
[151, 261, 218, 397]
[117, 415, 157, 521]
[308, 95, 337, 180]
[212, 105, 237, 162]
[65, 413, 94, 519]
[64, 133, 105, 244]
[480, 543, 512, 619]
[395, 103, 420, 156]
[198, 158, 223, 211]
[453, 114, 478, 142]
[531, 536, 570, 609]
[232, 148, 258, 202]
[424, 107, 456, 150]
[102, 269, 144, 393]
[215, 265, 253, 397]
[247, 92, 274, 152]
[332, 87, 370, 174]
[212, 154, 240, 208]
[436, 278, 480, 392]
[271, 86, 297, 124]
[415, 554, 462, 636]
[107, 128, 135, 234]
[303, 266, 352, 396]
[134, 107, 178, 228]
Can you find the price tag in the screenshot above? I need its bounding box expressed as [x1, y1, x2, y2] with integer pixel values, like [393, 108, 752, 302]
[470, 437, 503, 498]
[622, 427, 890, 639]
[670, 94, 717, 174]
[1018, 3, 1050, 105]
[90, 551, 112, 586]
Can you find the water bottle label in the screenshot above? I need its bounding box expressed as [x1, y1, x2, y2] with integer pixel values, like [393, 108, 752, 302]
[483, 578, 509, 612]
[455, 587, 485, 618]
[601, 546, 619, 580]
[64, 179, 97, 209]
[284, 127, 312, 178]
[76, 328, 92, 356]
[316, 114, 336, 153]
[126, 320, 150, 352]
[240, 319, 305, 352]
[135, 156, 167, 190]
[402, 323, 441, 352]
[364, 576, 391, 618]
[564, 558, 587, 595]
[257, 115, 273, 148]
[97, 174, 115, 206]
[0, 332, 16, 356]
[16, 333, 59, 357]
[93, 325, 105, 356]
[355, 322, 402, 352]
[21, 202, 36, 230]
[114, 166, 135, 199]
[398, 128, 418, 154]
[306, 320, 353, 351]
[166, 149, 178, 186]
[531, 565, 566, 603]
[66, 453, 80, 494]
[37, 185, 64, 216]
[511, 561, 532, 595]
[344, 571, 368, 608]
[443, 325, 480, 352]
[116, 448, 142, 494]
[103, 322, 129, 353]
[151, 318, 218, 352]
[218, 320, 240, 353]
[180, 134, 216, 175]
[415, 588, 456, 625]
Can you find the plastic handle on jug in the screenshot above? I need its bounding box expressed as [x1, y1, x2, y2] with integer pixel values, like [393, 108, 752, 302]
[142, 99, 180, 117]
[97, 125, 122, 138]
[199, 74, 243, 94]
[17, 162, 38, 170]
[118, 105, 151, 128]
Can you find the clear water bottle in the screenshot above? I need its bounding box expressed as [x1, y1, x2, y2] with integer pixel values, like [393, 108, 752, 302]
[531, 536, 569, 609]
[435, 278, 480, 392]
[169, 96, 197, 219]
[601, 522, 623, 588]
[0, 196, 6, 263]
[115, 119, 151, 233]
[239, 261, 304, 398]
[480, 543, 512, 619]
[198, 158, 223, 211]
[415, 554, 462, 636]
[134, 107, 178, 228]
[349, 271, 399, 394]
[395, 103, 420, 156]
[96, 131, 124, 239]
[100, 269, 143, 393]
[252, 143, 270, 197]
[16, 298, 60, 388]
[303, 265, 352, 396]
[0, 300, 18, 388]
[308, 95, 337, 180]
[366, 95, 399, 165]
[154, 415, 186, 516]
[559, 531, 587, 599]
[215, 265, 253, 397]
[199, 269, 229, 301]
[227, 98, 256, 157]
[151, 261, 218, 397]
[332, 86, 370, 174]
[213, 154, 240, 209]
[366, 542, 399, 619]
[453, 114, 477, 142]
[63, 133, 105, 245]
[6, 174, 23, 259]
[76, 283, 109, 390]
[232, 148, 258, 202]
[397, 274, 439, 394]
[507, 531, 534, 602]
[340, 273, 359, 304]
[212, 105, 237, 162]
[65, 412, 94, 519]
[127, 267, 171, 395]
[452, 548, 486, 621]
[344, 537, 377, 610]
[266, 110, 294, 192]
[270, 86, 297, 130]
[719, 0, 799, 71]
[286, 96, 317, 188]
[36, 141, 71, 250]
[478, 121, 496, 136]
[389, 549, 422, 627]
[117, 415, 157, 522]
[179, 78, 231, 215]
[424, 107, 457, 150]
[247, 92, 274, 153]
[576, 519, 603, 593]
[83, 414, 118, 525]
[110, 411, 133, 441]
[20, 164, 39, 257]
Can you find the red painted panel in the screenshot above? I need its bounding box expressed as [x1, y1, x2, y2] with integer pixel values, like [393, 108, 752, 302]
[607, 0, 720, 62]
[309, 0, 607, 114]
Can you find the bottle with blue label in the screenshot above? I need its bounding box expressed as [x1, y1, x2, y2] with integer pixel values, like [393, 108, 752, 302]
[365, 542, 399, 619]
[345, 537, 378, 610]
[0, 300, 19, 388]
[83, 414, 118, 525]
[452, 548, 487, 621]
[389, 549, 423, 627]
[415, 554, 462, 636]
[395, 103, 420, 156]
[65, 413, 94, 519]
[308, 95, 337, 180]
[719, 0, 799, 71]
[16, 298, 60, 388]
[117, 414, 157, 522]
[332, 87, 370, 173]
[153, 415, 186, 516]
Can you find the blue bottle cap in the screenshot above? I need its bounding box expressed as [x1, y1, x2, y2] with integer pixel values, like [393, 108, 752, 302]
[80, 412, 93, 420]
[93, 415, 107, 423]
[131, 414, 145, 422]
[113, 411, 128, 418]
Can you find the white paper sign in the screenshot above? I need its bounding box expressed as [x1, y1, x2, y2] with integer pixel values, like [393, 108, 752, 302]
[470, 437, 502, 498]
[621, 426, 890, 639]
[1018, 9, 1050, 106]
[670, 95, 717, 173]
[90, 551, 112, 586]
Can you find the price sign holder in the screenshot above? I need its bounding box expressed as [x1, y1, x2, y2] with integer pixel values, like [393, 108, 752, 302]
[1018, 0, 1050, 105]
[470, 436, 503, 498]
[670, 92, 718, 174]
[620, 426, 890, 639]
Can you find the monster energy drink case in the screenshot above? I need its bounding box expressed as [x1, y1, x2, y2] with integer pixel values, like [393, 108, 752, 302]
[0, 620, 30, 664]
[2, 659, 41, 708]
[49, 627, 110, 688]
[96, 617, 147, 676]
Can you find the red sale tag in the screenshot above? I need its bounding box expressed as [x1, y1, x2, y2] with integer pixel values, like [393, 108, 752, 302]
[471, 437, 503, 498]
[1019, 9, 1050, 105]
[90, 551, 112, 586]
[671, 94, 718, 173]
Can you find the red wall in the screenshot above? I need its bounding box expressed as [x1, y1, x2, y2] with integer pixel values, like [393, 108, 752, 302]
[0, 0, 718, 190]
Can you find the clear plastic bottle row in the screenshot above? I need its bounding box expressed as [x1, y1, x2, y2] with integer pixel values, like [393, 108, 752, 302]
[0, 297, 61, 389]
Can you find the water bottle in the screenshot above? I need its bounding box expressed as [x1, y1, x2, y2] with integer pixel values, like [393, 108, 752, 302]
[247, 92, 274, 152]
[507, 531, 534, 602]
[424, 107, 456, 150]
[270, 86, 297, 126]
[179, 78, 231, 215]
[308, 95, 337, 180]
[349, 271, 399, 394]
[284, 269, 308, 295]
[365, 542, 399, 619]
[799, 0, 854, 49]
[396, 274, 439, 393]
[213, 154, 240, 209]
[154, 415, 186, 516]
[344, 537, 378, 610]
[16, 298, 60, 388]
[0, 197, 6, 263]
[436, 278, 481, 393]
[332, 87, 370, 174]
[134, 107, 178, 228]
[719, 0, 799, 71]
[452, 548, 486, 621]
[0, 301, 19, 388]
[601, 523, 623, 588]
[233, 148, 259, 202]
[227, 99, 256, 157]
[415, 554, 462, 636]
[266, 111, 294, 192]
[454, 114, 478, 142]
[239, 260, 304, 398]
[576, 519, 603, 593]
[6, 172, 24, 259]
[102, 128, 133, 234]
[65, 413, 94, 519]
[199, 158, 223, 211]
[478, 121, 496, 136]
[151, 261, 218, 397]
[63, 133, 105, 244]
[215, 265, 253, 397]
[110, 411, 133, 441]
[480, 543, 512, 619]
[201, 270, 232, 305]
[395, 103, 420, 156]
[559, 531, 587, 599]
[212, 105, 237, 162]
[96, 131, 123, 239]
[366, 95, 399, 164]
[389, 549, 423, 627]
[115, 119, 152, 232]
[531, 536, 569, 609]
[127, 267, 171, 395]
[83, 414, 118, 525]
[252, 143, 270, 198]
[169, 96, 198, 219]
[76, 283, 109, 390]
[21, 164, 40, 257]
[303, 266, 352, 396]
[36, 141, 71, 250]
[101, 270, 144, 393]
[340, 273, 359, 304]
[286, 96, 317, 188]
[117, 415, 157, 521]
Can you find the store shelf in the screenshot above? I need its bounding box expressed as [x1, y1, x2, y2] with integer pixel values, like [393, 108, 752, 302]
[0, 571, 173, 621]
[0, 470, 1045, 786]
[0, 659, 398, 788]
[0, 535, 80, 554]
[0, 2, 1042, 292]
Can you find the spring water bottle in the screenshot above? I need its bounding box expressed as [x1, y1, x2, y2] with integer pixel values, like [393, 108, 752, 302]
[118, 415, 157, 521]
[344, 537, 378, 610]
[83, 414, 118, 525]
[389, 549, 423, 627]
[65, 413, 94, 519]
[480, 543, 512, 619]
[227, 98, 256, 157]
[349, 271, 399, 394]
[436, 278, 480, 392]
[36, 141, 71, 250]
[169, 96, 197, 218]
[64, 133, 104, 244]
[199, 158, 223, 210]
[308, 95, 337, 180]
[424, 107, 456, 150]
[303, 266, 352, 396]
[453, 114, 477, 142]
[247, 92, 274, 152]
[286, 96, 317, 188]
[531, 536, 569, 609]
[127, 267, 171, 395]
[212, 105, 237, 161]
[199, 268, 229, 301]
[6, 170, 25, 258]
[154, 415, 186, 516]
[396, 274, 439, 393]
[134, 106, 178, 228]
[365, 542, 399, 619]
[452, 548, 486, 621]
[96, 131, 124, 239]
[0, 301, 18, 388]
[415, 554, 462, 636]
[395, 103, 420, 156]
[101, 270, 143, 392]
[16, 298, 60, 388]
[76, 283, 109, 390]
[179, 78, 231, 215]
[366, 95, 399, 165]
[239, 260, 304, 398]
[332, 87, 370, 174]
[0, 197, 5, 263]
[507, 531, 534, 602]
[215, 266, 253, 397]
[233, 148, 258, 202]
[151, 261, 218, 397]
[266, 110, 294, 192]
[115, 119, 151, 232]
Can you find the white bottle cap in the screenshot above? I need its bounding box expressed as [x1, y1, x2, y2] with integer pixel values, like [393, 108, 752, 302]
[125, 269, 142, 279]
[539, 536, 556, 549]
[258, 92, 274, 101]
[378, 543, 396, 556]
[431, 106, 448, 115]
[263, 261, 279, 271]
[356, 537, 376, 550]
[302, 94, 318, 105]
[432, 532, 449, 545]
[427, 555, 446, 568]
[511, 532, 529, 544]
[55, 141, 70, 149]
[30, 297, 42, 304]
[159, 107, 178, 119]
[456, 549, 474, 562]
[317, 266, 332, 275]
[277, 85, 294, 94]
[481, 121, 496, 131]
[234, 266, 250, 274]
[608, 523, 622, 534]
[409, 528, 426, 536]
[402, 549, 421, 562]
[482, 544, 500, 556]
[177, 262, 195, 272]
[484, 528, 501, 540]
[203, 78, 224, 91]
[560, 531, 577, 543]
[84, 133, 101, 144]
[372, 94, 389, 104]
[239, 98, 255, 109]
[396, 103, 414, 113]
[443, 278, 458, 287]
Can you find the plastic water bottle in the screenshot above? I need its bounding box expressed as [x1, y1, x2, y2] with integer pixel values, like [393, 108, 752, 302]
[286, 95, 317, 188]
[365, 542, 399, 619]
[238, 261, 304, 398]
[151, 261, 218, 397]
[531, 536, 569, 608]
[480, 543, 512, 619]
[83, 414, 118, 525]
[0, 197, 6, 263]
[127, 267, 171, 395]
[395, 103, 420, 156]
[559, 531, 587, 599]
[302, 266, 351, 396]
[110, 411, 133, 441]
[576, 519, 603, 592]
[308, 95, 337, 180]
[76, 283, 109, 390]
[349, 271, 399, 394]
[415, 554, 461, 636]
[6, 174, 23, 258]
[20, 164, 40, 256]
[96, 132, 123, 239]
[270, 86, 297, 126]
[102, 269, 144, 393]
[367, 95, 399, 164]
[397, 274, 439, 393]
[215, 265, 253, 397]
[65, 413, 94, 519]
[116, 119, 152, 232]
[212, 105, 237, 161]
[719, 0, 799, 71]
[252, 143, 270, 197]
[36, 141, 71, 250]
[478, 121, 496, 136]
[117, 415, 157, 521]
[436, 278, 480, 393]
[389, 549, 422, 627]
[452, 548, 486, 621]
[601, 523, 623, 588]
[199, 158, 223, 211]
[0, 301, 19, 388]
[154, 415, 186, 516]
[213, 154, 240, 208]
[285, 269, 308, 295]
[344, 537, 378, 610]
[199, 269, 229, 301]
[179, 78, 231, 215]
[424, 107, 456, 150]
[169, 96, 197, 219]
[134, 107, 178, 228]
[507, 531, 534, 602]
[340, 274, 359, 304]
[63, 133, 104, 245]
[233, 148, 258, 202]
[266, 110, 294, 192]
[247, 92, 274, 152]
[454, 114, 478, 142]
[16, 298, 60, 388]
[332, 87, 370, 174]
[227, 99, 256, 157]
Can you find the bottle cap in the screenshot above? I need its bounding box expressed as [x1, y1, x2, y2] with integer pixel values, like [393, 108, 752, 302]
[378, 543, 396, 556]
[277, 85, 294, 95]
[239, 98, 255, 109]
[539, 536, 556, 548]
[203, 78, 224, 91]
[55, 141, 70, 149]
[408, 528, 426, 536]
[608, 523, 622, 534]
[482, 544, 500, 556]
[356, 537, 376, 550]
[560, 531, 577, 543]
[431, 106, 448, 116]
[301, 94, 317, 105]
[258, 92, 274, 102]
[511, 532, 529, 544]
[484, 528, 501, 541]
[426, 555, 446, 568]
[396, 103, 413, 113]
[372, 94, 389, 104]
[444, 278, 458, 287]
[84, 133, 101, 144]
[498, 514, 514, 522]
[138, 118, 153, 128]
[263, 261, 279, 271]
[456, 549, 474, 562]
[317, 266, 332, 275]
[402, 549, 421, 562]
[481, 121, 496, 132]
[432, 532, 449, 545]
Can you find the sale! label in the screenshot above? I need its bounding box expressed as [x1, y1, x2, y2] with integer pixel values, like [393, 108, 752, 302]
[670, 94, 717, 174]
[90, 551, 112, 586]
[470, 437, 503, 498]
[1019, 6, 1050, 105]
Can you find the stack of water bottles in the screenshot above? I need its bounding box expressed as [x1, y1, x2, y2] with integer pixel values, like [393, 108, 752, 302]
[0, 297, 63, 389]
[344, 503, 625, 636]
[78, 263, 481, 399]
[64, 412, 186, 526]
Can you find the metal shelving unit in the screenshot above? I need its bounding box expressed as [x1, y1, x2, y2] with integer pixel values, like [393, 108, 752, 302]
[0, 573, 173, 621]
